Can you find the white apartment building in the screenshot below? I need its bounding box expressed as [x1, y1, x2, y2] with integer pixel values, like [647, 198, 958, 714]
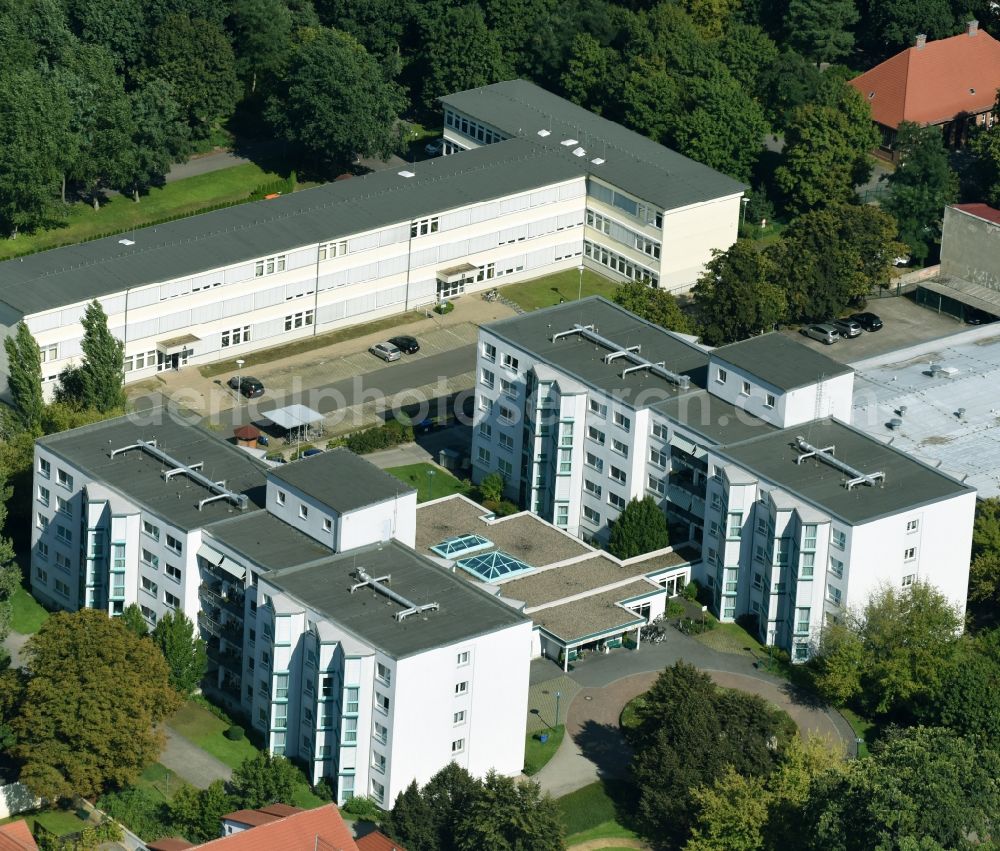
[0, 81, 742, 401]
[471, 297, 976, 658]
[31, 414, 530, 806]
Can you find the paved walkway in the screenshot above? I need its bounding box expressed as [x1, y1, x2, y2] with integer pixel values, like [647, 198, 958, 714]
[533, 628, 855, 798]
[2, 629, 29, 669]
[158, 727, 232, 790]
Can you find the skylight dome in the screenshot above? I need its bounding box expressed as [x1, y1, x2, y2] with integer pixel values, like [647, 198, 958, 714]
[456, 550, 533, 582]
[430, 534, 494, 559]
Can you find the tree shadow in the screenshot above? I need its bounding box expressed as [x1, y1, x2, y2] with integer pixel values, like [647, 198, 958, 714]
[573, 719, 631, 783]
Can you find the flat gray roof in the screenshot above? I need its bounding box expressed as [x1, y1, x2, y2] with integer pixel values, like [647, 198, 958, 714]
[267, 540, 528, 658]
[38, 412, 268, 531]
[441, 79, 745, 211]
[711, 333, 852, 392]
[716, 419, 973, 525]
[205, 511, 333, 572]
[268, 448, 415, 514]
[0, 137, 582, 316]
[485, 296, 710, 406]
[651, 390, 777, 446]
[530, 579, 652, 644]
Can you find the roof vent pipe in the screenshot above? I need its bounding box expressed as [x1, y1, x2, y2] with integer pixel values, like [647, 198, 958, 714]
[968, 19, 979, 35]
[915, 33, 927, 48]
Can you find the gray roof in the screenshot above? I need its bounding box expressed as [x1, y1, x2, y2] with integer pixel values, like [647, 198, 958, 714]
[38, 412, 268, 531]
[485, 296, 710, 405]
[440, 79, 746, 211]
[530, 580, 652, 644]
[268, 448, 414, 513]
[651, 390, 777, 446]
[267, 540, 528, 658]
[205, 511, 333, 572]
[710, 333, 853, 392]
[716, 418, 973, 525]
[0, 137, 582, 316]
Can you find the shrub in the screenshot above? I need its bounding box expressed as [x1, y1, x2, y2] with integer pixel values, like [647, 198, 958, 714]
[224, 725, 245, 741]
[341, 795, 382, 822]
[97, 787, 170, 840]
[682, 581, 699, 601]
[434, 300, 454, 315]
[191, 694, 233, 725]
[666, 598, 685, 618]
[494, 499, 519, 517]
[344, 420, 414, 455]
[313, 778, 335, 802]
[478, 472, 505, 504]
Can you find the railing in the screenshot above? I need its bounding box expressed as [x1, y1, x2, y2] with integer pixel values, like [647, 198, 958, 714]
[200, 582, 245, 615]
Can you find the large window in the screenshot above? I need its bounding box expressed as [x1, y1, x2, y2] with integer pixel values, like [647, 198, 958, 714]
[221, 326, 251, 348]
[254, 254, 286, 276]
[584, 240, 659, 287]
[284, 310, 314, 331]
[795, 607, 811, 634]
[727, 513, 743, 539]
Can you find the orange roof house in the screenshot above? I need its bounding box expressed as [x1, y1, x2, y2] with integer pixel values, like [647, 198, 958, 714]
[849, 21, 1000, 157]
[0, 820, 39, 851]
[194, 805, 358, 851]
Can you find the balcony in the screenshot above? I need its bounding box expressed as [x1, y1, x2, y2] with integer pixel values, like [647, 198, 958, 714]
[207, 640, 243, 673]
[220, 674, 241, 697]
[198, 609, 241, 641]
[200, 582, 245, 617]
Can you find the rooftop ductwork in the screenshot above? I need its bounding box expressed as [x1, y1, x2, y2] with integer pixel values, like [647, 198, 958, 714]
[551, 323, 690, 388]
[795, 436, 885, 490]
[351, 569, 439, 622]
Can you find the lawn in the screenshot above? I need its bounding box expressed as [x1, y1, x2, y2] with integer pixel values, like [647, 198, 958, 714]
[135, 762, 188, 804]
[523, 724, 565, 776]
[558, 780, 641, 843]
[0, 807, 92, 837]
[9, 587, 48, 634]
[385, 463, 470, 503]
[0, 163, 283, 261]
[841, 707, 879, 758]
[197, 310, 427, 378]
[694, 621, 767, 657]
[167, 700, 259, 770]
[500, 268, 619, 312]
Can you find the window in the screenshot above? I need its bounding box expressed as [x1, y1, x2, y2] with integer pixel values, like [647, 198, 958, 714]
[774, 538, 790, 566]
[612, 438, 629, 457]
[455, 681, 469, 696]
[38, 458, 51, 479]
[829, 557, 844, 579]
[802, 524, 817, 550]
[141, 604, 157, 625]
[479, 423, 493, 442]
[55, 552, 71, 571]
[36, 541, 48, 561]
[499, 433, 514, 452]
[57, 469, 73, 490]
[904, 547, 916, 561]
[371, 779, 385, 803]
[477, 447, 491, 465]
[589, 399, 607, 417]
[372, 752, 386, 773]
[480, 368, 495, 389]
[587, 425, 605, 445]
[345, 686, 360, 714]
[254, 254, 286, 276]
[498, 404, 515, 423]
[321, 676, 334, 697]
[284, 310, 314, 331]
[584, 479, 602, 499]
[498, 458, 513, 479]
[610, 466, 627, 484]
[906, 519, 919, 533]
[163, 534, 181, 555]
[832, 529, 846, 549]
[164, 590, 180, 608]
[649, 448, 668, 468]
[56, 524, 72, 545]
[585, 452, 604, 473]
[501, 353, 519, 372]
[765, 393, 776, 409]
[453, 710, 466, 725]
[482, 342, 496, 362]
[375, 692, 390, 713]
[142, 520, 160, 541]
[36, 513, 49, 531]
[795, 607, 811, 634]
[318, 240, 347, 260]
[322, 517, 332, 534]
[902, 573, 915, 587]
[716, 368, 727, 384]
[608, 492, 626, 510]
[299, 504, 309, 520]
[37, 485, 50, 507]
[456, 651, 470, 666]
[753, 571, 763, 590]
[651, 422, 668, 440]
[141, 549, 159, 569]
[410, 216, 439, 237]
[613, 411, 631, 432]
[220, 326, 251, 348]
[727, 513, 743, 539]
[555, 503, 569, 527]
[800, 552, 815, 578]
[827, 584, 842, 606]
[794, 644, 809, 661]
[451, 738, 465, 754]
[141, 576, 158, 596]
[741, 380, 751, 396]
[273, 673, 289, 700]
[35, 566, 48, 584]
[374, 721, 388, 744]
[647, 475, 665, 496]
[583, 505, 601, 524]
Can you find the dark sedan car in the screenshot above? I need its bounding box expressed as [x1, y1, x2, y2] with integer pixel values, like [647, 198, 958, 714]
[388, 335, 420, 354]
[227, 376, 265, 398]
[850, 312, 883, 332]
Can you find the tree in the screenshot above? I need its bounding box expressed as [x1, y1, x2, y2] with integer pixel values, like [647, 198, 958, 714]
[171, 780, 233, 842]
[561, 33, 624, 114]
[313, 0, 409, 65]
[612, 280, 692, 333]
[785, 0, 859, 64]
[882, 123, 958, 263]
[386, 780, 437, 851]
[758, 50, 823, 126]
[970, 102, 1000, 207]
[716, 21, 779, 93]
[229, 752, 298, 809]
[934, 645, 1000, 739]
[13, 609, 180, 799]
[227, 0, 294, 97]
[454, 771, 564, 851]
[483, 0, 566, 79]
[608, 497, 669, 559]
[151, 611, 207, 696]
[266, 27, 405, 177]
[685, 768, 769, 851]
[4, 322, 44, 435]
[390, 762, 483, 851]
[775, 95, 879, 214]
[803, 727, 1000, 850]
[147, 14, 240, 138]
[691, 241, 786, 345]
[0, 468, 20, 653]
[116, 77, 190, 201]
[478, 472, 505, 504]
[120, 603, 148, 638]
[417, 5, 510, 110]
[78, 299, 125, 413]
[64, 0, 151, 69]
[865, 0, 957, 54]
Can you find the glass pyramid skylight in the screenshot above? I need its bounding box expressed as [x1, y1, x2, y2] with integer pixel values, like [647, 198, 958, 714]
[456, 550, 533, 583]
[430, 534, 494, 559]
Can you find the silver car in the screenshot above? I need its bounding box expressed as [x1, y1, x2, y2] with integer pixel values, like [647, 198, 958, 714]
[801, 323, 840, 345]
[829, 318, 862, 338]
[369, 341, 402, 362]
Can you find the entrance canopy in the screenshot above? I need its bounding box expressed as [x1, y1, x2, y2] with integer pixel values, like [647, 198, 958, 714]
[265, 404, 324, 432]
[157, 333, 199, 354]
[437, 262, 477, 283]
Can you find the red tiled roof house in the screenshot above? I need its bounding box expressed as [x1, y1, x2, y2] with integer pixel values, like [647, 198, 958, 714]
[848, 21, 1000, 160]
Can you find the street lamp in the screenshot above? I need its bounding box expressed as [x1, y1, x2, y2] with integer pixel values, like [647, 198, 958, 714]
[426, 468, 436, 501]
[235, 359, 245, 401]
[555, 690, 562, 729]
[577, 264, 585, 301]
[741, 196, 750, 226]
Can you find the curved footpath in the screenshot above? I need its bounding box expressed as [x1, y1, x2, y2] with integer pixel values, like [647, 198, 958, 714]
[533, 628, 855, 799]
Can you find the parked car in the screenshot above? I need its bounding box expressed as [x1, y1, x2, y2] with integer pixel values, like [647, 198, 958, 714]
[801, 324, 840, 345]
[850, 312, 883, 332]
[301, 448, 324, 458]
[388, 335, 420, 354]
[227, 376, 265, 398]
[829, 317, 862, 338]
[424, 138, 444, 156]
[369, 341, 402, 362]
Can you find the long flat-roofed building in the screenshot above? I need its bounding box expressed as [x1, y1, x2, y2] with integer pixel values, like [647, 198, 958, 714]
[0, 81, 742, 400]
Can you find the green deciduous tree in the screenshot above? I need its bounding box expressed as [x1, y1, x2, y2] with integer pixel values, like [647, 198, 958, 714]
[4, 322, 44, 435]
[716, 21, 780, 93]
[13, 609, 180, 799]
[229, 752, 298, 809]
[117, 77, 190, 201]
[266, 27, 405, 177]
[758, 50, 824, 127]
[612, 280, 692, 333]
[865, 0, 957, 54]
[560, 32, 624, 115]
[171, 780, 233, 842]
[64, 0, 151, 70]
[227, 0, 294, 97]
[883, 123, 958, 263]
[786, 0, 859, 64]
[483, 0, 566, 79]
[151, 611, 207, 696]
[608, 496, 669, 559]
[0, 467, 20, 653]
[934, 644, 1000, 739]
[120, 603, 149, 638]
[970, 101, 1000, 207]
[78, 299, 126, 413]
[454, 771, 564, 851]
[692, 240, 786, 345]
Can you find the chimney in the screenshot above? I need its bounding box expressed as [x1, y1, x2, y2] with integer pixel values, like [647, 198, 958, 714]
[968, 19, 979, 36]
[915, 33, 927, 48]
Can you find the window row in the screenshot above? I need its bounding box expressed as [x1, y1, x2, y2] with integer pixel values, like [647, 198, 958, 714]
[254, 254, 287, 277]
[586, 210, 661, 258]
[584, 241, 659, 287]
[123, 349, 158, 372]
[443, 110, 507, 146]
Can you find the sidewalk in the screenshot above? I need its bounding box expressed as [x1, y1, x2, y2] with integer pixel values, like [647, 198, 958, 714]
[158, 726, 232, 790]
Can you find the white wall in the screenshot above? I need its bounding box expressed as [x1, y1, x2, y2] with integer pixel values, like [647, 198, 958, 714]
[659, 194, 742, 293]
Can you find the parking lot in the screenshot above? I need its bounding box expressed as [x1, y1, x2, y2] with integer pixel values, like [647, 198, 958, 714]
[781, 294, 972, 364]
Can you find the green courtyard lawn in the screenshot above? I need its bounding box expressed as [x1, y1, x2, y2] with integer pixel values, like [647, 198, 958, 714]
[167, 700, 259, 770]
[841, 707, 880, 758]
[500, 268, 619, 312]
[0, 806, 92, 837]
[523, 724, 565, 776]
[10, 587, 48, 634]
[0, 163, 283, 261]
[135, 762, 188, 804]
[385, 463, 470, 503]
[558, 780, 642, 846]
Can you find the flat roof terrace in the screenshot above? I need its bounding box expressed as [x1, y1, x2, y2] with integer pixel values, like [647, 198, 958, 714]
[530, 579, 654, 644]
